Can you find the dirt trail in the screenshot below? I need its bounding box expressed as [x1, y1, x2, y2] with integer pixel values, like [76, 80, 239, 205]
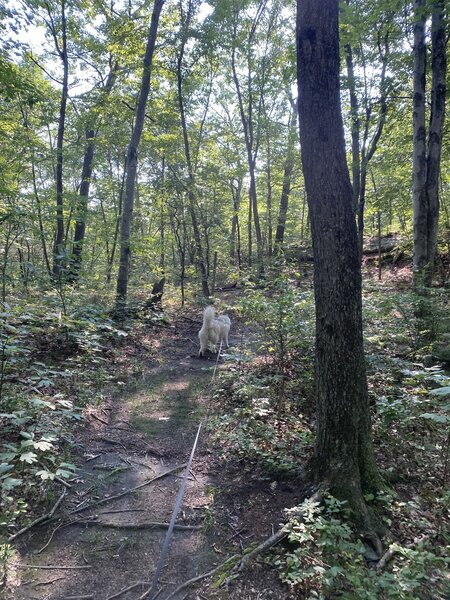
[7, 308, 290, 600]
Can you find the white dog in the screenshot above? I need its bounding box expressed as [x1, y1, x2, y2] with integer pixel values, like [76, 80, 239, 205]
[198, 306, 231, 357]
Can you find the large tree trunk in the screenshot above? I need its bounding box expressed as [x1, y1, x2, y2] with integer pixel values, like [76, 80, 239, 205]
[69, 128, 95, 278]
[115, 0, 165, 310]
[297, 0, 379, 528]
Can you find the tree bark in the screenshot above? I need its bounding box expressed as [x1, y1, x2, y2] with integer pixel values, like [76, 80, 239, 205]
[176, 0, 210, 298]
[412, 0, 429, 285]
[69, 63, 119, 281]
[357, 31, 389, 259]
[115, 0, 165, 310]
[297, 0, 379, 527]
[344, 41, 361, 214]
[231, 9, 265, 277]
[274, 106, 297, 251]
[424, 0, 446, 285]
[51, 0, 68, 277]
[413, 0, 446, 288]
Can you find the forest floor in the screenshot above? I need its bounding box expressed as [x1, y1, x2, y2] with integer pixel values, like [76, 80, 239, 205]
[5, 294, 295, 600]
[3, 267, 450, 600]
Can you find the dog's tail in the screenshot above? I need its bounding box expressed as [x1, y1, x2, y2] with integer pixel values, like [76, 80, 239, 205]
[203, 306, 215, 328]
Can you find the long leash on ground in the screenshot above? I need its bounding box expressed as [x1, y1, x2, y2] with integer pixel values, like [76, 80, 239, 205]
[144, 341, 224, 600]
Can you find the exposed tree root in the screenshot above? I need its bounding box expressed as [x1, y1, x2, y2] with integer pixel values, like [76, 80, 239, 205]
[72, 519, 201, 531]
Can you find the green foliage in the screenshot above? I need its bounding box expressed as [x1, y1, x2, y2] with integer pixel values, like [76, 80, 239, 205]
[0, 292, 131, 533]
[211, 365, 314, 478]
[276, 496, 449, 600]
[238, 272, 314, 409]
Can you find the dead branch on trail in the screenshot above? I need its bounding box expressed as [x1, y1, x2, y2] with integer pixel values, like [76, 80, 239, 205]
[72, 519, 202, 531]
[234, 490, 323, 573]
[68, 463, 187, 515]
[8, 489, 66, 542]
[163, 555, 241, 600]
[376, 545, 398, 572]
[14, 564, 91, 570]
[33, 576, 65, 586]
[89, 412, 109, 425]
[104, 581, 152, 600]
[35, 521, 66, 554]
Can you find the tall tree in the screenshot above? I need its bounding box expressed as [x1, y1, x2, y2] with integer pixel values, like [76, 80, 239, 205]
[296, 0, 379, 532]
[48, 0, 69, 276]
[413, 0, 447, 288]
[176, 0, 211, 298]
[342, 0, 393, 258]
[69, 61, 119, 281]
[230, 0, 271, 277]
[115, 0, 165, 310]
[274, 99, 298, 251]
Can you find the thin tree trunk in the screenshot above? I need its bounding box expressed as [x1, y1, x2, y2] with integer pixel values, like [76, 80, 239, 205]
[51, 0, 68, 276]
[412, 0, 428, 286]
[31, 158, 52, 277]
[231, 13, 265, 277]
[115, 0, 165, 310]
[275, 107, 297, 251]
[357, 31, 389, 259]
[297, 0, 379, 528]
[106, 157, 127, 284]
[69, 63, 119, 281]
[345, 41, 361, 213]
[176, 0, 210, 298]
[266, 132, 273, 257]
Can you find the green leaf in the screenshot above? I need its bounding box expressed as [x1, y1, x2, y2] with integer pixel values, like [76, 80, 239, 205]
[55, 468, 75, 478]
[0, 463, 13, 475]
[19, 451, 38, 464]
[33, 440, 54, 451]
[1, 477, 23, 491]
[429, 386, 450, 397]
[419, 413, 450, 424]
[35, 470, 55, 480]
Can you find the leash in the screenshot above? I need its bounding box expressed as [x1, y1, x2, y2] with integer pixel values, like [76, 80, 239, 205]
[144, 340, 223, 599]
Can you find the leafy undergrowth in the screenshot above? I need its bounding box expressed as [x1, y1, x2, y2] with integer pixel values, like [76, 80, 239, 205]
[210, 270, 450, 599]
[0, 290, 164, 545]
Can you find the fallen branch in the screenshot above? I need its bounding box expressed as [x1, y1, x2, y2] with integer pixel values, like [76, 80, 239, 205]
[104, 581, 151, 600]
[163, 555, 240, 600]
[13, 564, 91, 570]
[376, 544, 397, 572]
[235, 490, 323, 573]
[72, 519, 201, 531]
[61, 596, 94, 600]
[35, 522, 66, 554]
[33, 576, 65, 586]
[8, 489, 66, 542]
[90, 412, 109, 426]
[68, 463, 187, 515]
